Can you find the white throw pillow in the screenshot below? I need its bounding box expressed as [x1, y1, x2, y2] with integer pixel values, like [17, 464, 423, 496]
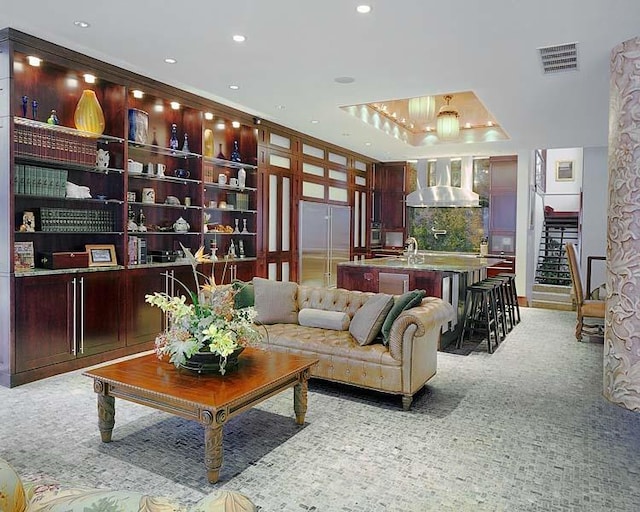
[298, 308, 350, 331]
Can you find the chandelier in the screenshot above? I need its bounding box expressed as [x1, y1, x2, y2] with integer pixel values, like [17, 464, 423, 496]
[436, 95, 460, 140]
[407, 96, 435, 125]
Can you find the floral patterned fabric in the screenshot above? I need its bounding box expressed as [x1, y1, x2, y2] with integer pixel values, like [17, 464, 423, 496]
[0, 457, 255, 512]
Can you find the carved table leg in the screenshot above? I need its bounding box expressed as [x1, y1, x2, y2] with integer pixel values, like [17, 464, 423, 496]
[97, 394, 115, 443]
[294, 369, 310, 425]
[203, 409, 226, 483]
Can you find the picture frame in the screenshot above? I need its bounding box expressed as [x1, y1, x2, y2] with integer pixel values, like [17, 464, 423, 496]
[85, 244, 117, 267]
[556, 160, 574, 181]
[14, 241, 35, 271]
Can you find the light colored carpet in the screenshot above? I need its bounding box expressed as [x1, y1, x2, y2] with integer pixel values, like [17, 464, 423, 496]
[1, 308, 639, 511]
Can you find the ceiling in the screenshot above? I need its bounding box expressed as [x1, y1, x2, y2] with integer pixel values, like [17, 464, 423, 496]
[1, 0, 639, 162]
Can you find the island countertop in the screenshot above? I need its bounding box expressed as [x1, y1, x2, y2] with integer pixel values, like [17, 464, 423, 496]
[338, 252, 505, 273]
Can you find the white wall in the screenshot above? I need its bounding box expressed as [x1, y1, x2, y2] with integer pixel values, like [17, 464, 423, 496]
[544, 148, 583, 212]
[581, 146, 608, 292]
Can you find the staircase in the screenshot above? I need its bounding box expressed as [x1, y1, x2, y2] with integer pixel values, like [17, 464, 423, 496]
[533, 210, 579, 310]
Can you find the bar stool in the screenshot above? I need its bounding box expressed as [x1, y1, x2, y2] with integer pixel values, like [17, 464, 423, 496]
[498, 273, 521, 324]
[457, 282, 501, 353]
[475, 280, 507, 341]
[485, 276, 514, 332]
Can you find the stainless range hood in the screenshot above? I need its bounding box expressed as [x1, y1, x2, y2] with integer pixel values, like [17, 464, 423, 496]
[406, 157, 480, 208]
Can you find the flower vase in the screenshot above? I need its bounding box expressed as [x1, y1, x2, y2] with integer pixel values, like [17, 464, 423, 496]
[237, 168, 246, 189]
[179, 347, 244, 375]
[74, 90, 105, 135]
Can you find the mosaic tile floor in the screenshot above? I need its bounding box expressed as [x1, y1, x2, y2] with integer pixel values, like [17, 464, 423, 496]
[2, 308, 640, 511]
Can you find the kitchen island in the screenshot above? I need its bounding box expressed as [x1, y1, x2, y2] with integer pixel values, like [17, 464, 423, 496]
[337, 252, 505, 348]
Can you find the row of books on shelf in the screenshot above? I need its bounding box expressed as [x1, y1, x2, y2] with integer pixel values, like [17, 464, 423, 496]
[35, 207, 116, 232]
[15, 164, 69, 197]
[227, 192, 250, 210]
[127, 236, 148, 265]
[14, 123, 99, 166]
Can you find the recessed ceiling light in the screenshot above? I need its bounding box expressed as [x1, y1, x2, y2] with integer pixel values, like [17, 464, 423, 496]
[232, 121, 241, 128]
[27, 55, 41, 67]
[164, 57, 177, 64]
[74, 20, 90, 28]
[229, 84, 239, 90]
[342, 133, 350, 137]
[487, 121, 494, 127]
[154, 103, 164, 113]
[356, 5, 372, 14]
[204, 112, 214, 120]
[310, 119, 319, 124]
[216, 122, 226, 130]
[83, 73, 96, 84]
[232, 34, 246, 42]
[170, 101, 180, 110]
[132, 89, 144, 99]
[365, 142, 372, 146]
[276, 105, 286, 110]
[465, 122, 471, 129]
[334, 76, 355, 84]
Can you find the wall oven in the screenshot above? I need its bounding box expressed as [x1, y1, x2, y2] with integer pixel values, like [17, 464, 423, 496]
[370, 222, 382, 248]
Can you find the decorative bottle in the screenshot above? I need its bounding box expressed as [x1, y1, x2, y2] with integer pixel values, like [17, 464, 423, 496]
[216, 143, 226, 160]
[237, 168, 246, 190]
[169, 124, 179, 152]
[230, 140, 241, 162]
[74, 90, 105, 135]
[182, 133, 190, 153]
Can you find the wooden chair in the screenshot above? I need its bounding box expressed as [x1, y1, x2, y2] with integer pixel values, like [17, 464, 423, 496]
[565, 242, 605, 341]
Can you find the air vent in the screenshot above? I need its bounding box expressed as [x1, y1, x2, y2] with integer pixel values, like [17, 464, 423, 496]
[538, 42, 578, 74]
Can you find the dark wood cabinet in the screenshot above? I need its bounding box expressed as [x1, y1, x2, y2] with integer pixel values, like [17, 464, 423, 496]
[375, 163, 406, 232]
[15, 275, 75, 372]
[125, 268, 165, 347]
[15, 270, 124, 372]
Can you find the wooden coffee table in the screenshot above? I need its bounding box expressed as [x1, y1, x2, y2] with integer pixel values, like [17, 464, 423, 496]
[83, 348, 318, 483]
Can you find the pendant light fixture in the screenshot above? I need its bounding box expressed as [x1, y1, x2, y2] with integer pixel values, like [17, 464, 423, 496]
[436, 95, 460, 140]
[407, 95, 435, 125]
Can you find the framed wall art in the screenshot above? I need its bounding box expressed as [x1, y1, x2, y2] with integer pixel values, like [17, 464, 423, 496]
[85, 244, 117, 267]
[556, 160, 574, 181]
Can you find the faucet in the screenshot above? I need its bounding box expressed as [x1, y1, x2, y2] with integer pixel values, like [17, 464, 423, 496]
[405, 237, 418, 260]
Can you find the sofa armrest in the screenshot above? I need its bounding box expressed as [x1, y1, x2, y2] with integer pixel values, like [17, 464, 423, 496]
[387, 297, 455, 361]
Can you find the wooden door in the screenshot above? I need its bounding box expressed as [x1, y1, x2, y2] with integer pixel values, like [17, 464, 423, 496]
[125, 268, 165, 347]
[79, 271, 125, 356]
[15, 275, 74, 372]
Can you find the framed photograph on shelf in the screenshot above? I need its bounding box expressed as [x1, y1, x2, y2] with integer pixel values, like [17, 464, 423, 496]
[14, 241, 35, 271]
[556, 160, 574, 181]
[85, 244, 117, 267]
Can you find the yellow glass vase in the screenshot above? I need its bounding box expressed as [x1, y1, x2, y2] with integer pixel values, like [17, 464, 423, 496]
[74, 90, 105, 135]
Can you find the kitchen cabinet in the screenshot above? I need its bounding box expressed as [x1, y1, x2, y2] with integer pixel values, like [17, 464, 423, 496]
[15, 270, 124, 372]
[374, 162, 406, 235]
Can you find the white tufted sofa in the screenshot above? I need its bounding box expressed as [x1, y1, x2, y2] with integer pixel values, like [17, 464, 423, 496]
[260, 285, 454, 410]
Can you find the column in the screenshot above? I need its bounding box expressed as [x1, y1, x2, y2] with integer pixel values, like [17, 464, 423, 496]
[604, 36, 640, 411]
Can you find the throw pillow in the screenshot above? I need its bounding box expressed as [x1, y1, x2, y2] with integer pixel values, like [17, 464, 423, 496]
[232, 280, 255, 309]
[298, 308, 351, 331]
[381, 289, 426, 344]
[349, 293, 394, 346]
[253, 277, 298, 324]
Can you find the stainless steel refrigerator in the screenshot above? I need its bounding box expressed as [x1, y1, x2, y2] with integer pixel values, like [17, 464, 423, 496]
[299, 201, 351, 287]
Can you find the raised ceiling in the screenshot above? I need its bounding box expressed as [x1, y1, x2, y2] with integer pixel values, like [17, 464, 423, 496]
[1, 0, 639, 161]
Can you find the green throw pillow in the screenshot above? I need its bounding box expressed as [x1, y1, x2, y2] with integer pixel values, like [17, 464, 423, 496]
[381, 289, 426, 344]
[232, 280, 255, 309]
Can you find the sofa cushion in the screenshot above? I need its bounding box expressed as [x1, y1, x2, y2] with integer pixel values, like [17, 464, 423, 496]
[232, 280, 255, 309]
[349, 293, 394, 345]
[253, 277, 298, 324]
[381, 290, 426, 345]
[0, 457, 27, 512]
[298, 308, 350, 330]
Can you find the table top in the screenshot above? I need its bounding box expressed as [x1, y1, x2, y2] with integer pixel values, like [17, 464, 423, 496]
[338, 252, 505, 272]
[83, 349, 318, 409]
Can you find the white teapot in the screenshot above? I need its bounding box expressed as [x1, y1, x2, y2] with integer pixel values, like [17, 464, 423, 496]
[96, 149, 110, 169]
[173, 216, 190, 233]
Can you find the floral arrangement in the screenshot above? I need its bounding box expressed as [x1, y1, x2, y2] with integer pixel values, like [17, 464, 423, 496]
[145, 245, 261, 374]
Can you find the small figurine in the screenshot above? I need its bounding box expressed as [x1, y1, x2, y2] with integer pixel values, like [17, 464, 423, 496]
[46, 109, 60, 125]
[31, 99, 38, 120]
[21, 96, 28, 117]
[182, 133, 190, 153]
[230, 140, 242, 162]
